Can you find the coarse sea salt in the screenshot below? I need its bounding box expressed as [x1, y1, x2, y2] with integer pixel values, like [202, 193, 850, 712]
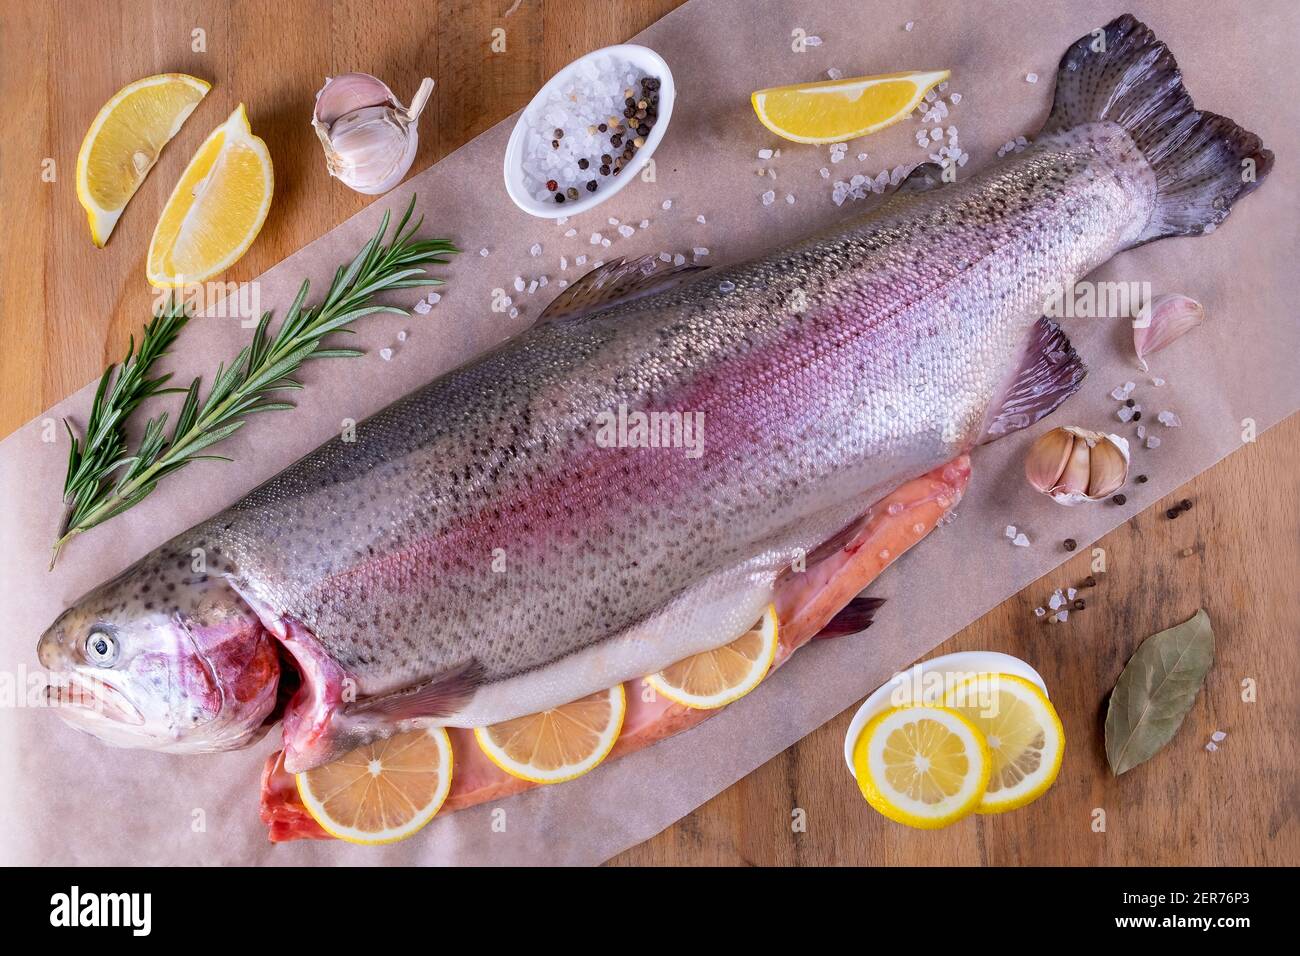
[692, 247, 709, 257]
[413, 301, 431, 315]
[1026, 72, 1038, 83]
[479, 247, 490, 257]
[617, 224, 634, 238]
[1157, 410, 1182, 427]
[518, 53, 659, 204]
[696, 214, 706, 224]
[379, 347, 393, 361]
[1012, 533, 1030, 547]
[761, 190, 776, 206]
[530, 243, 542, 257]
[1005, 524, 1017, 538]
[397, 330, 408, 342]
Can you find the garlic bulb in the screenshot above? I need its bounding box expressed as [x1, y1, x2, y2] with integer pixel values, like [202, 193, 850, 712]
[1025, 426, 1130, 505]
[1133, 293, 1205, 371]
[312, 73, 434, 195]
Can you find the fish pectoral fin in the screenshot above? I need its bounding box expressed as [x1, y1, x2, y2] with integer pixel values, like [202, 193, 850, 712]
[812, 596, 887, 640]
[537, 254, 706, 325]
[895, 161, 945, 194]
[979, 316, 1086, 443]
[349, 658, 486, 721]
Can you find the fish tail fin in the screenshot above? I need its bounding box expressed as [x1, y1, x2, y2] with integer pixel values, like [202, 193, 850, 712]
[1043, 14, 1272, 244]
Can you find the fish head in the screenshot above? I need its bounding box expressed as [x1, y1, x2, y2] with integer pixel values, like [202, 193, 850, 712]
[38, 558, 282, 754]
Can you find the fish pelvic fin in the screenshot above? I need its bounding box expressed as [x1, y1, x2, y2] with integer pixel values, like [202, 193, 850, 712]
[349, 658, 486, 721]
[980, 316, 1086, 443]
[537, 254, 706, 325]
[811, 596, 887, 640]
[1044, 14, 1272, 245]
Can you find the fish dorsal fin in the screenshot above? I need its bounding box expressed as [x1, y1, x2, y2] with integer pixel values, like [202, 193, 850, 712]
[537, 254, 706, 325]
[980, 316, 1087, 443]
[895, 161, 945, 194]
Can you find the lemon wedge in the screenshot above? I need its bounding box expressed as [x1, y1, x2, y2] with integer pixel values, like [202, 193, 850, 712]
[943, 672, 1064, 813]
[474, 685, 626, 784]
[146, 103, 273, 287]
[751, 69, 950, 144]
[76, 73, 210, 247]
[853, 705, 990, 829]
[645, 605, 780, 709]
[295, 727, 453, 845]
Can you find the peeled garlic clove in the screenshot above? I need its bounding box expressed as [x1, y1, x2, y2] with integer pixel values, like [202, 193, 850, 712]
[312, 73, 434, 195]
[1133, 293, 1205, 372]
[1025, 426, 1130, 506]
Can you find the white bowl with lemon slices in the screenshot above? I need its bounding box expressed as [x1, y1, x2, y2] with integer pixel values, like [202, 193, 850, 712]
[845, 652, 1064, 827]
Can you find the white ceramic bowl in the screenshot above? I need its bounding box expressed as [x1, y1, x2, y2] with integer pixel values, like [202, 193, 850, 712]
[842, 651, 1049, 776]
[503, 44, 675, 219]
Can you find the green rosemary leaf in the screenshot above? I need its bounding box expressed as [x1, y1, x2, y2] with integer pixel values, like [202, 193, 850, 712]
[51, 194, 456, 566]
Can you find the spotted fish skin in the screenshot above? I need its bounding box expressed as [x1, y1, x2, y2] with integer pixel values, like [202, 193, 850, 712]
[38, 16, 1271, 770]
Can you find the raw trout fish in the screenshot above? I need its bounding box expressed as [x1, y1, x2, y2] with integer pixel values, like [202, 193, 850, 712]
[39, 16, 1271, 841]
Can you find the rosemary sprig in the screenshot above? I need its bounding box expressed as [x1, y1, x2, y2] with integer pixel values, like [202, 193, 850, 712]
[52, 195, 457, 567]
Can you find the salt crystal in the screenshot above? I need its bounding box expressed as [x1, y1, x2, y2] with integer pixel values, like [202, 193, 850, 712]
[1012, 533, 1030, 547]
[590, 232, 603, 245]
[556, 217, 568, 226]
[556, 279, 568, 289]
[1151, 376, 1166, 387]
[413, 301, 431, 315]
[857, 153, 867, 161]
[1206, 742, 1218, 752]
[930, 128, 942, 141]
[757, 148, 773, 159]
[538, 276, 548, 288]
[767, 168, 777, 179]
[1136, 424, 1146, 440]
[1145, 435, 1162, 449]
[426, 292, 441, 305]
[904, 20, 914, 31]
[513, 277, 525, 292]
[692, 247, 709, 257]
[1111, 382, 1136, 401]
[509, 307, 519, 319]
[564, 228, 577, 238]
[719, 280, 736, 293]
[1005, 524, 1017, 539]
[397, 330, 408, 342]
[785, 193, 795, 204]
[560, 255, 568, 270]
[576, 254, 587, 265]
[1211, 730, 1227, 742]
[761, 190, 776, 206]
[1067, 587, 1078, 601]
[526, 280, 538, 294]
[608, 217, 620, 226]
[600, 237, 611, 247]
[479, 247, 490, 257]
[819, 167, 830, 178]
[1055, 610, 1068, 623]
[950, 92, 961, 104]
[696, 214, 707, 224]
[379, 347, 393, 361]
[673, 253, 686, 266]
[1034, 607, 1046, 618]
[662, 199, 672, 210]
[1026, 72, 1038, 83]
[1157, 410, 1182, 427]
[1049, 590, 1064, 610]
[618, 224, 634, 238]
[1117, 406, 1134, 423]
[640, 219, 650, 229]
[529, 243, 542, 257]
[826, 68, 843, 80]
[804, 35, 822, 46]
[659, 252, 672, 262]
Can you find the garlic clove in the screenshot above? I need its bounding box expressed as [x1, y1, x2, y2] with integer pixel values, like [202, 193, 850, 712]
[1024, 426, 1074, 494]
[312, 73, 434, 195]
[1025, 426, 1130, 506]
[1133, 293, 1205, 372]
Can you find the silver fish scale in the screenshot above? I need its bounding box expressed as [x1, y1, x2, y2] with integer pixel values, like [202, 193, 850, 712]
[191, 123, 1154, 700]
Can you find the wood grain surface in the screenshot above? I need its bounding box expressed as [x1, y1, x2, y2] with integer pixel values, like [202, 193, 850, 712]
[1, 0, 1295, 866]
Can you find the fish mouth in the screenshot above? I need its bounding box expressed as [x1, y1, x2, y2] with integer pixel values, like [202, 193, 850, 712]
[46, 673, 144, 726]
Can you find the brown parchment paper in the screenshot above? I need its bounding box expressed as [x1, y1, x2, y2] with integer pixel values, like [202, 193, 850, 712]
[2, 0, 1298, 865]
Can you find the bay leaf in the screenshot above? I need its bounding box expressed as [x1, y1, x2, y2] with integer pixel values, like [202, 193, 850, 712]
[1105, 608, 1214, 775]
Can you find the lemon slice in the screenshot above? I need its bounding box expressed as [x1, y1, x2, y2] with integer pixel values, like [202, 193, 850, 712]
[295, 727, 453, 845]
[146, 103, 273, 287]
[751, 69, 950, 145]
[644, 605, 780, 709]
[474, 685, 626, 784]
[853, 705, 990, 829]
[942, 672, 1064, 813]
[76, 73, 210, 247]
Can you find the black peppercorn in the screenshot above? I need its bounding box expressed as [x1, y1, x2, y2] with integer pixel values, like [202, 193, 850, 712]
[554, 193, 565, 203]
[637, 124, 650, 137]
[1180, 499, 1193, 510]
[578, 158, 589, 170]
[1125, 398, 1135, 407]
[1132, 411, 1141, 421]
[623, 106, 635, 118]
[1135, 474, 1148, 483]
[1063, 538, 1077, 551]
[599, 164, 610, 176]
[598, 123, 607, 133]
[601, 153, 612, 165]
[586, 180, 597, 192]
[1112, 493, 1127, 505]
[1074, 599, 1086, 610]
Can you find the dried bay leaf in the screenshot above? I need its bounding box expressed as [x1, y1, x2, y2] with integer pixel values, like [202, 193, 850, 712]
[1105, 609, 1214, 775]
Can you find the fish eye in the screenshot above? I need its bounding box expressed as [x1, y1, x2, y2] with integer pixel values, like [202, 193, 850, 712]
[84, 627, 119, 667]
